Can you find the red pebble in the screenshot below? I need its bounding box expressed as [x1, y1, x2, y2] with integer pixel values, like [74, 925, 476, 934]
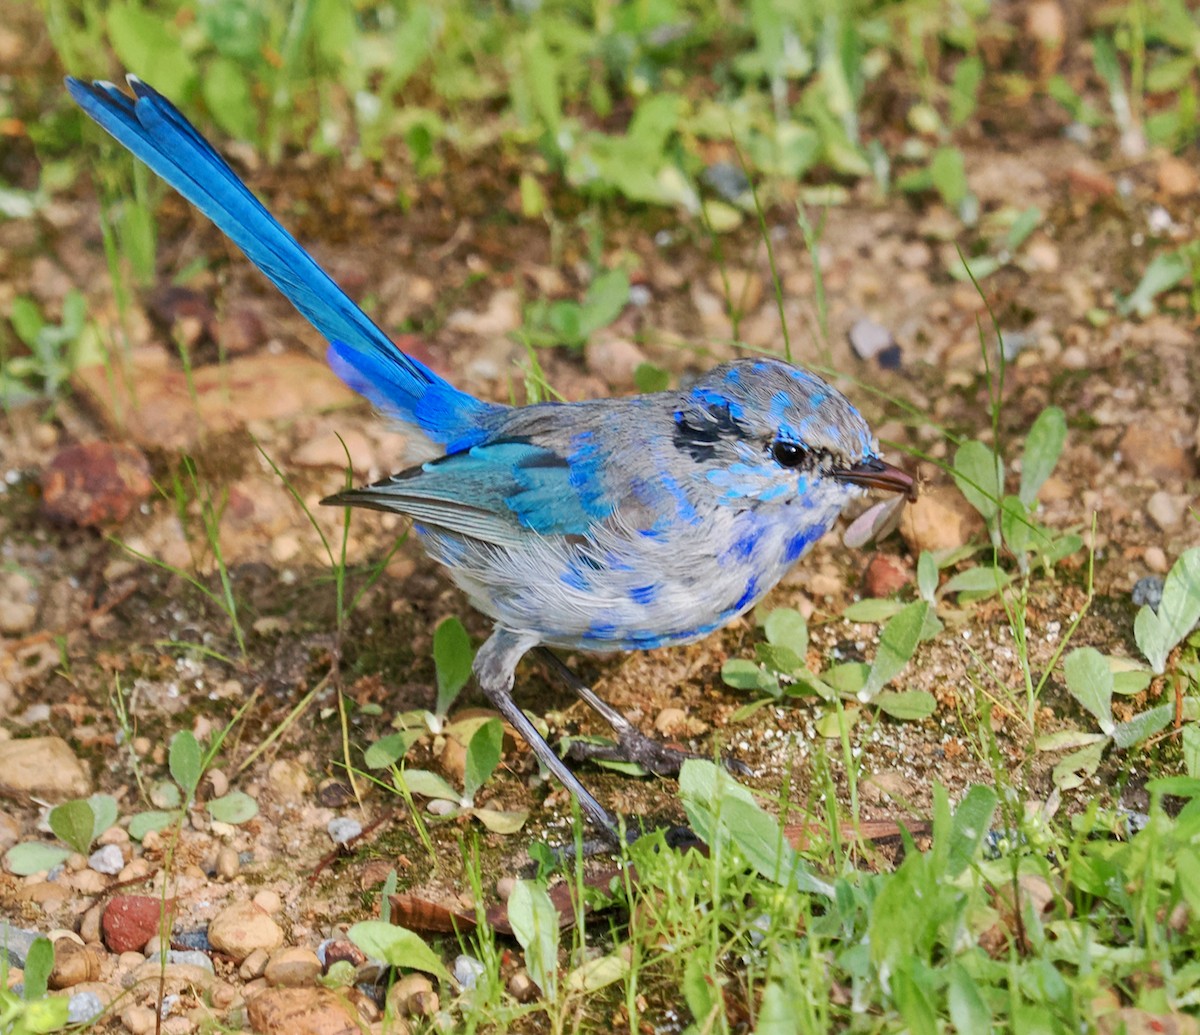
[101, 894, 173, 953]
[863, 553, 912, 598]
[40, 441, 152, 527]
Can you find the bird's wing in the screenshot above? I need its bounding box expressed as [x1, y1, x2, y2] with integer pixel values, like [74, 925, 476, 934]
[323, 440, 614, 546]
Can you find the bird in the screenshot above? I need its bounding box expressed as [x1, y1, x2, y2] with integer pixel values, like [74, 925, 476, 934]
[67, 75, 915, 840]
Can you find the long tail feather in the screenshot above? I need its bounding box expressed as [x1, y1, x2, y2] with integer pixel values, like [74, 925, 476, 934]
[66, 75, 498, 448]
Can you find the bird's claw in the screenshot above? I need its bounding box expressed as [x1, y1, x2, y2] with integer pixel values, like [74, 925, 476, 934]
[563, 729, 750, 779]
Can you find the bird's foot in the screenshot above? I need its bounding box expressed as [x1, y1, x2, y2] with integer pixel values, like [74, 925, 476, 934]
[563, 727, 752, 779]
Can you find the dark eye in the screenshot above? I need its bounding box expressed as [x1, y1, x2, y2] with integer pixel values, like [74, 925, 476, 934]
[771, 440, 806, 468]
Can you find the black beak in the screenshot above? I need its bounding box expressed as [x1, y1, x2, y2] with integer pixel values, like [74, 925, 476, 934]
[834, 457, 917, 502]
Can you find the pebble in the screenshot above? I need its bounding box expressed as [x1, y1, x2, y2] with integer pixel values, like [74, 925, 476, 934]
[453, 954, 485, 990]
[848, 318, 896, 363]
[1144, 547, 1169, 574]
[79, 904, 104, 945]
[246, 986, 363, 1035]
[253, 889, 282, 916]
[102, 896, 172, 954]
[899, 487, 986, 554]
[653, 707, 687, 735]
[507, 969, 537, 1002]
[40, 441, 152, 527]
[583, 334, 646, 390]
[1132, 576, 1164, 611]
[0, 811, 20, 853]
[863, 553, 911, 598]
[0, 922, 38, 967]
[67, 990, 105, 1024]
[1146, 491, 1186, 532]
[1119, 422, 1196, 481]
[121, 1005, 157, 1035]
[239, 947, 270, 980]
[267, 760, 312, 802]
[0, 736, 92, 801]
[207, 900, 284, 962]
[388, 973, 437, 1017]
[264, 947, 322, 987]
[214, 846, 240, 880]
[48, 940, 100, 988]
[128, 961, 215, 995]
[168, 950, 214, 973]
[0, 572, 36, 636]
[88, 844, 125, 875]
[327, 818, 362, 845]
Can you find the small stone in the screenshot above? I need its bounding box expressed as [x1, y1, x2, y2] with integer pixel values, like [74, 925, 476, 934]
[69, 868, 108, 895]
[1132, 576, 1164, 611]
[848, 318, 896, 363]
[507, 969, 537, 1003]
[438, 736, 467, 785]
[40, 441, 152, 527]
[252, 889, 282, 916]
[122, 1005, 157, 1035]
[0, 737, 92, 801]
[1144, 546, 1169, 574]
[495, 876, 516, 902]
[708, 268, 763, 313]
[291, 429, 374, 475]
[88, 844, 125, 876]
[0, 811, 21, 853]
[240, 947, 270, 980]
[387, 973, 436, 1017]
[214, 846, 240, 880]
[1157, 155, 1200, 198]
[67, 990, 106, 1024]
[0, 574, 36, 635]
[48, 940, 100, 989]
[1146, 491, 1186, 532]
[453, 954, 485, 990]
[246, 987, 362, 1035]
[653, 708, 688, 735]
[267, 760, 311, 803]
[320, 940, 365, 971]
[127, 961, 214, 996]
[583, 334, 646, 390]
[1119, 422, 1196, 481]
[264, 947, 322, 988]
[207, 900, 283, 962]
[898, 486, 985, 554]
[79, 904, 104, 945]
[863, 553, 911, 598]
[102, 895, 171, 954]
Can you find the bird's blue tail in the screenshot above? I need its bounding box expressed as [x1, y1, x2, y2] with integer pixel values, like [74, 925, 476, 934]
[66, 75, 498, 449]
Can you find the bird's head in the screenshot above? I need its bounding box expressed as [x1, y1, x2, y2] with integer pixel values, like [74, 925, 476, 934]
[670, 357, 914, 514]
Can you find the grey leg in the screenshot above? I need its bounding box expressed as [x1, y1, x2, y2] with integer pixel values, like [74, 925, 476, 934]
[537, 649, 752, 777]
[475, 627, 619, 839]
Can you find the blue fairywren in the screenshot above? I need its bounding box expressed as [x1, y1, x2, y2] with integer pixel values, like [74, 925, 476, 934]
[68, 76, 915, 838]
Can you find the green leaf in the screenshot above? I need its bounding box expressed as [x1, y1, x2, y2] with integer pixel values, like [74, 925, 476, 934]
[1118, 250, 1189, 317]
[463, 718, 503, 802]
[756, 643, 803, 676]
[842, 598, 904, 623]
[929, 146, 968, 208]
[917, 552, 938, 603]
[946, 785, 998, 878]
[873, 690, 937, 721]
[9, 296, 44, 347]
[24, 993, 71, 1033]
[86, 794, 119, 843]
[764, 608, 808, 657]
[206, 791, 258, 825]
[1000, 495, 1038, 558]
[508, 881, 560, 998]
[169, 730, 203, 801]
[953, 440, 1003, 523]
[633, 362, 669, 393]
[48, 799, 97, 855]
[947, 962, 993, 1033]
[579, 268, 630, 340]
[1063, 647, 1114, 735]
[397, 769, 460, 802]
[106, 3, 195, 99]
[1006, 205, 1043, 252]
[1183, 725, 1200, 779]
[472, 807, 528, 834]
[364, 730, 423, 769]
[1052, 740, 1106, 790]
[1019, 406, 1067, 506]
[201, 57, 257, 142]
[678, 760, 834, 896]
[347, 920, 450, 981]
[1112, 704, 1174, 750]
[22, 936, 55, 1000]
[1135, 548, 1200, 673]
[861, 601, 928, 700]
[4, 842, 71, 876]
[128, 810, 178, 840]
[941, 566, 1013, 596]
[433, 617, 474, 716]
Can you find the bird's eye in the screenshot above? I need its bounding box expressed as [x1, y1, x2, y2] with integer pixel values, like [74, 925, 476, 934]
[771, 440, 806, 468]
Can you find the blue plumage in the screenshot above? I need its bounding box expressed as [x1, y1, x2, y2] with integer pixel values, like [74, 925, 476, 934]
[69, 75, 915, 839]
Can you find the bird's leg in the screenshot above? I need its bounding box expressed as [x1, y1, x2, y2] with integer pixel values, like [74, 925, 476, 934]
[537, 649, 752, 778]
[474, 628, 620, 840]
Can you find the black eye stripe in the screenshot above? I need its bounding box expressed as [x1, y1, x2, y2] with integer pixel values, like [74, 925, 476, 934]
[771, 440, 806, 468]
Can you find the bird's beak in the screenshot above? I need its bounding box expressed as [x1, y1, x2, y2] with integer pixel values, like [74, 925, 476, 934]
[834, 457, 917, 502]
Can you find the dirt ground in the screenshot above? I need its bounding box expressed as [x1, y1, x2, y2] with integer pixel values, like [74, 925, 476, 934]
[1, 16, 1199, 1032]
